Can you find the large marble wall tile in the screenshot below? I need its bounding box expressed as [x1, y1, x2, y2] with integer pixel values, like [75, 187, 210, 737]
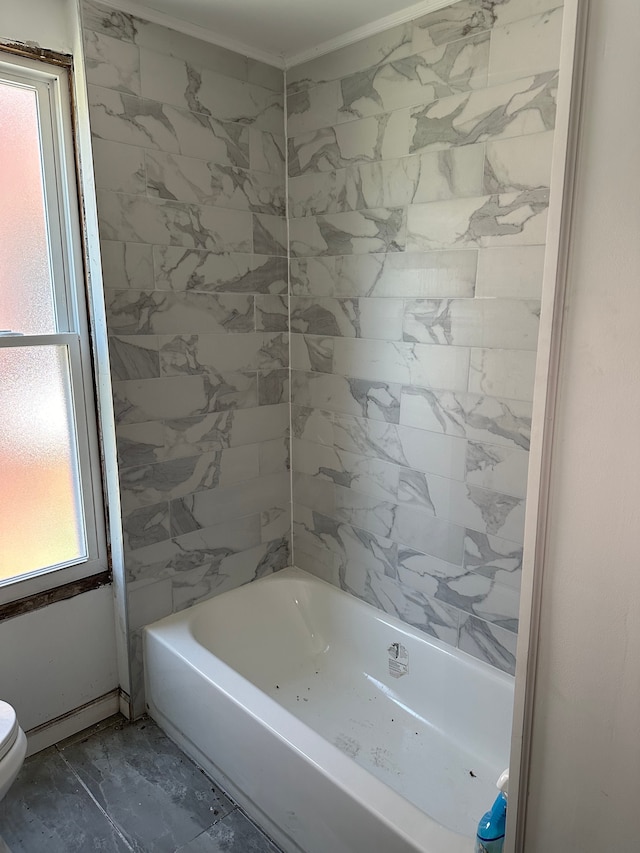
[84, 29, 140, 95]
[127, 576, 173, 630]
[139, 48, 284, 134]
[248, 60, 284, 93]
[291, 370, 402, 423]
[162, 405, 289, 457]
[290, 208, 406, 257]
[153, 248, 287, 295]
[409, 72, 558, 154]
[492, 0, 565, 27]
[436, 571, 520, 631]
[406, 191, 548, 251]
[134, 21, 249, 83]
[337, 33, 490, 123]
[258, 367, 290, 405]
[488, 7, 563, 86]
[171, 536, 289, 611]
[287, 81, 340, 138]
[255, 295, 289, 331]
[170, 471, 289, 535]
[288, 145, 484, 218]
[120, 444, 259, 510]
[97, 192, 253, 251]
[87, 86, 251, 166]
[113, 374, 256, 424]
[411, 0, 496, 53]
[116, 420, 165, 468]
[464, 528, 523, 591]
[288, 24, 413, 93]
[399, 470, 526, 542]
[332, 251, 478, 298]
[290, 297, 403, 340]
[484, 131, 554, 193]
[126, 514, 263, 583]
[475, 245, 545, 298]
[83, 0, 137, 42]
[361, 568, 461, 644]
[290, 334, 334, 373]
[458, 613, 517, 675]
[92, 138, 145, 194]
[465, 440, 530, 497]
[106, 289, 254, 335]
[122, 501, 171, 550]
[291, 405, 334, 446]
[293, 507, 339, 576]
[293, 472, 336, 518]
[253, 214, 287, 256]
[403, 297, 540, 349]
[293, 437, 399, 501]
[288, 111, 409, 176]
[400, 387, 532, 450]
[333, 413, 467, 480]
[259, 436, 290, 474]
[159, 331, 287, 375]
[469, 347, 537, 401]
[392, 504, 466, 565]
[250, 129, 285, 178]
[101, 240, 154, 290]
[331, 337, 470, 390]
[290, 258, 337, 296]
[261, 506, 291, 542]
[145, 150, 285, 214]
[109, 335, 160, 381]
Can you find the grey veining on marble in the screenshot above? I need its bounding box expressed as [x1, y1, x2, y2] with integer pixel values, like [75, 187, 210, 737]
[409, 71, 558, 154]
[82, 0, 565, 678]
[290, 207, 406, 257]
[84, 0, 290, 706]
[287, 0, 563, 672]
[338, 33, 490, 122]
[154, 248, 287, 294]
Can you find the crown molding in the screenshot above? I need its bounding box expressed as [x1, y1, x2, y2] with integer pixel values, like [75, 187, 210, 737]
[284, 0, 452, 68]
[91, 0, 454, 72]
[92, 0, 286, 68]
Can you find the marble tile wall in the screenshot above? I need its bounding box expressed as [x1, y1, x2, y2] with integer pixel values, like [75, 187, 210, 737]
[288, 0, 565, 676]
[82, 1, 289, 713]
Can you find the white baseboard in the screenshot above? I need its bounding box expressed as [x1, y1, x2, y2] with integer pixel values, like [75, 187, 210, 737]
[25, 690, 120, 756]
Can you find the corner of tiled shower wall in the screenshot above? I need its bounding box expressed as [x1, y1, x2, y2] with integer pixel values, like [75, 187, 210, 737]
[287, 0, 565, 676]
[81, 0, 290, 714]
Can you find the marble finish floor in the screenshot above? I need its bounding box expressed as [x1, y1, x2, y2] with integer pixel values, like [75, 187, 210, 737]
[0, 716, 282, 853]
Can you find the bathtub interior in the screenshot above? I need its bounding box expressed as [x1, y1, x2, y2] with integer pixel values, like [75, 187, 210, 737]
[187, 567, 514, 837]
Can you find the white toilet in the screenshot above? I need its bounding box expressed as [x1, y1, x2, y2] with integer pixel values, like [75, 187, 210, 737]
[0, 701, 26, 801]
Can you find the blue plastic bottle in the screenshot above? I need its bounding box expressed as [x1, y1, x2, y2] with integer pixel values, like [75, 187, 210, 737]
[474, 791, 507, 853]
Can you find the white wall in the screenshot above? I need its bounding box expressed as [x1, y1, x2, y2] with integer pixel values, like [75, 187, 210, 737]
[0, 0, 73, 53]
[0, 0, 121, 739]
[0, 586, 118, 732]
[524, 0, 640, 848]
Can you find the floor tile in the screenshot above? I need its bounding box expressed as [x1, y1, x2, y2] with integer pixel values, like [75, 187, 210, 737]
[176, 810, 281, 853]
[0, 747, 131, 853]
[60, 719, 234, 852]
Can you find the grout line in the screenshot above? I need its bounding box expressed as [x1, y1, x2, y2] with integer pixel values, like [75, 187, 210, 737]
[55, 748, 135, 852]
[284, 68, 295, 569]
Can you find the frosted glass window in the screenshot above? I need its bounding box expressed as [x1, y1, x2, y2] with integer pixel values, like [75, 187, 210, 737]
[0, 51, 107, 596]
[0, 347, 85, 580]
[0, 80, 56, 335]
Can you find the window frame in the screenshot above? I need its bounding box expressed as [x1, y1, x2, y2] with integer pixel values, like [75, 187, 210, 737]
[0, 49, 109, 604]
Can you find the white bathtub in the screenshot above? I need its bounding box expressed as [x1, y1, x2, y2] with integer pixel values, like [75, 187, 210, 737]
[144, 567, 514, 853]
